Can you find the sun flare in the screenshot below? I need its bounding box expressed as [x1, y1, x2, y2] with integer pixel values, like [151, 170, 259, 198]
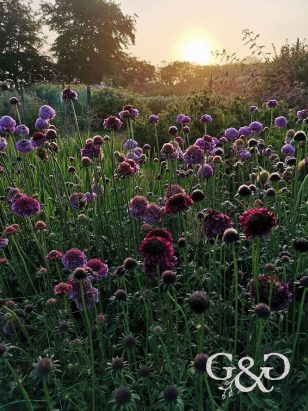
[181, 37, 212, 65]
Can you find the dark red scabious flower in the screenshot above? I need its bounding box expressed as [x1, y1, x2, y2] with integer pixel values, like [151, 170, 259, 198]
[53, 282, 73, 295]
[117, 160, 139, 177]
[62, 86, 78, 101]
[11, 195, 41, 217]
[80, 142, 101, 159]
[204, 210, 232, 240]
[4, 224, 20, 236]
[46, 250, 63, 262]
[31, 132, 47, 148]
[103, 115, 123, 130]
[86, 259, 109, 281]
[146, 228, 174, 244]
[129, 195, 149, 219]
[69, 192, 87, 210]
[62, 249, 87, 271]
[165, 184, 185, 199]
[165, 193, 193, 214]
[240, 208, 276, 239]
[250, 275, 292, 311]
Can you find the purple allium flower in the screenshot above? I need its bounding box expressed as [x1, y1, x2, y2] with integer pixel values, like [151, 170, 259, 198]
[16, 139, 33, 153]
[281, 144, 295, 156]
[197, 164, 214, 179]
[168, 126, 178, 136]
[119, 105, 139, 120]
[62, 249, 87, 271]
[129, 195, 149, 219]
[69, 192, 87, 210]
[11, 195, 41, 217]
[68, 277, 99, 310]
[160, 143, 180, 160]
[86, 259, 109, 281]
[15, 125, 30, 136]
[195, 135, 216, 153]
[35, 118, 49, 131]
[219, 136, 228, 144]
[239, 150, 251, 160]
[296, 109, 308, 121]
[0, 137, 8, 151]
[126, 152, 140, 162]
[225, 128, 239, 140]
[183, 145, 204, 164]
[143, 204, 164, 224]
[200, 114, 213, 124]
[0, 116, 16, 133]
[204, 210, 232, 240]
[249, 121, 263, 134]
[124, 139, 138, 150]
[266, 99, 278, 109]
[249, 105, 258, 114]
[39, 105, 56, 120]
[149, 114, 159, 125]
[239, 126, 252, 138]
[176, 114, 191, 125]
[274, 116, 288, 129]
[85, 192, 97, 203]
[103, 116, 123, 130]
[0, 237, 9, 249]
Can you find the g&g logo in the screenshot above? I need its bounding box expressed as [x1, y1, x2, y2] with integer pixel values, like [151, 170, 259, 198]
[206, 353, 290, 399]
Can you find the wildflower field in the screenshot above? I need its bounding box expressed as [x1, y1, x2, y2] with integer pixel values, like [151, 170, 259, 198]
[0, 92, 307, 411]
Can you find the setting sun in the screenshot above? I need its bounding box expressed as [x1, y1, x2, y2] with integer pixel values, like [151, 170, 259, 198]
[181, 37, 212, 65]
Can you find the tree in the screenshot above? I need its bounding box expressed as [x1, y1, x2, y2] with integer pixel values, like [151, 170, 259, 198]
[41, 0, 136, 84]
[0, 0, 54, 87]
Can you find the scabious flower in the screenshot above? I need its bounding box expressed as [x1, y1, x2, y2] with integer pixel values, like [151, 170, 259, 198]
[240, 208, 276, 239]
[15, 125, 30, 136]
[183, 145, 204, 164]
[249, 121, 263, 134]
[4, 224, 20, 236]
[103, 115, 123, 130]
[11, 195, 41, 217]
[238, 150, 251, 161]
[0, 137, 7, 151]
[250, 275, 292, 311]
[35, 118, 49, 131]
[0, 116, 16, 133]
[195, 135, 216, 153]
[46, 250, 63, 262]
[204, 210, 232, 241]
[129, 195, 149, 219]
[143, 204, 164, 224]
[86, 259, 108, 281]
[117, 159, 139, 177]
[62, 86, 78, 101]
[200, 114, 212, 124]
[274, 116, 288, 128]
[197, 164, 214, 179]
[39, 105, 56, 120]
[62, 249, 87, 271]
[249, 105, 258, 114]
[53, 282, 73, 295]
[266, 99, 277, 109]
[69, 193, 87, 210]
[31, 132, 46, 148]
[239, 126, 252, 138]
[149, 114, 159, 124]
[281, 144, 295, 156]
[165, 184, 185, 198]
[15, 139, 33, 153]
[165, 193, 193, 214]
[225, 128, 239, 140]
[67, 276, 99, 310]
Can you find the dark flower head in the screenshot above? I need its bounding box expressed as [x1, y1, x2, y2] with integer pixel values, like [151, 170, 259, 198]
[140, 236, 173, 259]
[115, 289, 127, 301]
[33, 356, 55, 378]
[149, 114, 159, 124]
[113, 386, 132, 406]
[189, 291, 209, 313]
[293, 238, 308, 253]
[122, 335, 136, 350]
[62, 86, 78, 101]
[162, 270, 176, 285]
[10, 96, 19, 105]
[191, 189, 205, 202]
[240, 208, 277, 239]
[103, 115, 123, 130]
[250, 275, 292, 311]
[111, 357, 124, 372]
[163, 385, 178, 403]
[129, 195, 149, 219]
[266, 99, 277, 109]
[86, 259, 108, 280]
[204, 210, 232, 241]
[254, 303, 271, 318]
[165, 193, 193, 214]
[11, 194, 40, 217]
[194, 353, 209, 373]
[223, 228, 239, 243]
[53, 282, 72, 295]
[31, 131, 46, 147]
[68, 276, 99, 310]
[168, 126, 178, 136]
[146, 228, 173, 243]
[294, 131, 307, 142]
[249, 105, 258, 114]
[237, 184, 252, 197]
[46, 250, 63, 262]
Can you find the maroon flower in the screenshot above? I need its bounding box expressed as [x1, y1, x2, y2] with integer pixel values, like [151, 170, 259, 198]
[204, 210, 232, 240]
[146, 228, 174, 243]
[53, 282, 73, 295]
[250, 275, 292, 311]
[129, 195, 149, 219]
[11, 195, 41, 217]
[86, 259, 108, 281]
[46, 250, 63, 262]
[240, 208, 276, 239]
[165, 193, 193, 214]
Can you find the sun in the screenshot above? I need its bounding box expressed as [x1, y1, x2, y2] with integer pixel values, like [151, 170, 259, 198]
[181, 37, 212, 65]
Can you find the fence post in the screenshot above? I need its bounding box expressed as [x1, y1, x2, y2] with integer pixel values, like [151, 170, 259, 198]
[86, 85, 92, 135]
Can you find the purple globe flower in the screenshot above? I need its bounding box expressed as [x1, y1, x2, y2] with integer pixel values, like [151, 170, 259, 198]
[0, 116, 16, 133]
[11, 194, 41, 217]
[0, 137, 8, 151]
[204, 210, 232, 241]
[239, 126, 252, 138]
[183, 145, 204, 164]
[274, 116, 288, 129]
[129, 195, 149, 219]
[35, 118, 49, 130]
[176, 114, 191, 125]
[249, 105, 258, 114]
[249, 121, 263, 134]
[143, 204, 164, 224]
[195, 135, 216, 153]
[296, 109, 308, 121]
[239, 150, 251, 160]
[149, 114, 159, 125]
[124, 139, 138, 150]
[69, 193, 87, 210]
[16, 139, 33, 153]
[85, 192, 97, 203]
[126, 152, 140, 162]
[197, 164, 214, 179]
[266, 99, 277, 109]
[200, 114, 213, 124]
[225, 128, 239, 140]
[39, 105, 56, 120]
[281, 144, 295, 156]
[62, 249, 87, 271]
[86, 259, 109, 281]
[15, 125, 30, 136]
[219, 136, 228, 144]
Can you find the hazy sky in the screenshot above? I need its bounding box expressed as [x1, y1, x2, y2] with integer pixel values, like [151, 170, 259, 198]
[32, 0, 308, 65]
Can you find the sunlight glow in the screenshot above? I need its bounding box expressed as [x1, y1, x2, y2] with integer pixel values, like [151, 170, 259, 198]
[181, 37, 212, 65]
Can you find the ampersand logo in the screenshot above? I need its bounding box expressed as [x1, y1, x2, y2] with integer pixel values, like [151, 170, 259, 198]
[206, 353, 290, 398]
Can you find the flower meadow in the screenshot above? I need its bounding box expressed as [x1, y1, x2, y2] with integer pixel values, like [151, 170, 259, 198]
[0, 92, 307, 411]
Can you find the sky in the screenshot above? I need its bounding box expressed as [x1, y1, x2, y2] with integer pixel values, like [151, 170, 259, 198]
[32, 0, 308, 65]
